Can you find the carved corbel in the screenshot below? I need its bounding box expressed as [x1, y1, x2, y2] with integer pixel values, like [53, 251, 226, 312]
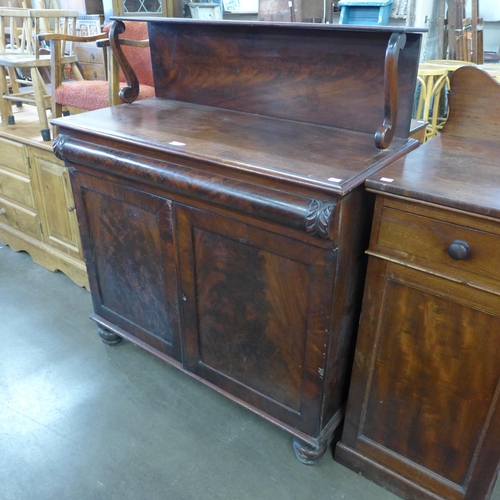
[110, 20, 140, 104]
[306, 199, 335, 239]
[375, 32, 407, 150]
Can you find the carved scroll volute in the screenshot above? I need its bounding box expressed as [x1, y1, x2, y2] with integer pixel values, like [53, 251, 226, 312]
[110, 20, 140, 104]
[53, 134, 69, 161]
[375, 32, 407, 150]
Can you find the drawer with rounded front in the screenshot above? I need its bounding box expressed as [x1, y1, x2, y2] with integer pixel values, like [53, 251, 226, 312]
[370, 197, 500, 288]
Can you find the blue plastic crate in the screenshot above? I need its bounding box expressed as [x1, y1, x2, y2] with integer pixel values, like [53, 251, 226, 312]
[338, 0, 394, 25]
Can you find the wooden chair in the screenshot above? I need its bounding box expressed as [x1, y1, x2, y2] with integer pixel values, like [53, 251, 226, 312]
[0, 8, 81, 141]
[0, 8, 31, 118]
[40, 21, 155, 139]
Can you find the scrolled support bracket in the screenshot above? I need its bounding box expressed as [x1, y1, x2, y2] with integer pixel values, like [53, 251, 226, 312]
[110, 20, 140, 104]
[375, 32, 407, 150]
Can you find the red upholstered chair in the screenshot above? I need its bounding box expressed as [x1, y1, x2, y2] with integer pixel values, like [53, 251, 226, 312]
[40, 21, 155, 137]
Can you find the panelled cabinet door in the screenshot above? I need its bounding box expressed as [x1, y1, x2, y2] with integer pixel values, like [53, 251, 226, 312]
[71, 171, 182, 361]
[341, 258, 500, 500]
[176, 205, 336, 436]
[30, 148, 82, 259]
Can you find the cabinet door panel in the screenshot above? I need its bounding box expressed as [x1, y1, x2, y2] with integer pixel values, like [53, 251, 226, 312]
[73, 172, 181, 360]
[30, 149, 82, 258]
[344, 258, 500, 499]
[177, 205, 335, 435]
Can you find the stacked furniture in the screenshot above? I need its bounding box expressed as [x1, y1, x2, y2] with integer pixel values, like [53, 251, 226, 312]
[0, 8, 81, 141]
[53, 19, 423, 463]
[336, 66, 500, 499]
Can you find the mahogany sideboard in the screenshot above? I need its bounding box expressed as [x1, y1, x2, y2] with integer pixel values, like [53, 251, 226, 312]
[336, 66, 500, 497]
[52, 18, 423, 463]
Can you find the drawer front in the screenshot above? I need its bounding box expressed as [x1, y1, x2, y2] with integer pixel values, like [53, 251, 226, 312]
[74, 45, 104, 65]
[0, 198, 40, 238]
[0, 168, 35, 208]
[0, 137, 29, 174]
[79, 63, 106, 81]
[372, 198, 500, 287]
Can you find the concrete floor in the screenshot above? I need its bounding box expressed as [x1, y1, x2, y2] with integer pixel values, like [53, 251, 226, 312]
[1, 242, 499, 500]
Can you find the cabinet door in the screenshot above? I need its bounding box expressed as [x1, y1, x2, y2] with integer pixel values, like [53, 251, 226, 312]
[341, 258, 500, 500]
[30, 148, 82, 259]
[72, 171, 181, 361]
[176, 205, 336, 436]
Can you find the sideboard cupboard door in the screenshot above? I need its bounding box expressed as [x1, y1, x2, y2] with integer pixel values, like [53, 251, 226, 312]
[71, 171, 182, 360]
[176, 205, 336, 436]
[30, 148, 82, 260]
[338, 257, 500, 500]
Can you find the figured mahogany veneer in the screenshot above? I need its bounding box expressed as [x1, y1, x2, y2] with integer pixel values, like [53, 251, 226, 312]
[336, 67, 500, 498]
[52, 19, 423, 463]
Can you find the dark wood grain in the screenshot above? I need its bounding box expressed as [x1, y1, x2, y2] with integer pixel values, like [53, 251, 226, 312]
[146, 20, 422, 146]
[445, 66, 500, 142]
[53, 99, 417, 196]
[176, 205, 336, 435]
[366, 67, 500, 219]
[375, 32, 407, 149]
[52, 19, 423, 464]
[71, 170, 182, 360]
[336, 65, 500, 498]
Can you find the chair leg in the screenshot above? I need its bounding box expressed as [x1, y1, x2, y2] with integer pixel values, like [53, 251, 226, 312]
[71, 62, 84, 82]
[0, 67, 13, 126]
[7, 68, 22, 108]
[31, 67, 51, 141]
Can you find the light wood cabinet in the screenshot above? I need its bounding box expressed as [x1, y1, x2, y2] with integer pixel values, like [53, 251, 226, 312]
[0, 138, 41, 240]
[0, 136, 88, 289]
[29, 147, 83, 260]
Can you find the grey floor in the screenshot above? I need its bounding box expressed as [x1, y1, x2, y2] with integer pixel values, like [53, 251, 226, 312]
[1, 242, 499, 500]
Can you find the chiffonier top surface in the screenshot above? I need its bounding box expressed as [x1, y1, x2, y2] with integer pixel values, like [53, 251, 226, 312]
[366, 66, 500, 219]
[56, 99, 416, 196]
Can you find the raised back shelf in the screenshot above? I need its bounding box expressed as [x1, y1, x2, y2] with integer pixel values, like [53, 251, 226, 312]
[112, 19, 424, 149]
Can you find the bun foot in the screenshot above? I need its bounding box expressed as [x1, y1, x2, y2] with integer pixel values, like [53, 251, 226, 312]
[293, 438, 328, 465]
[97, 326, 122, 345]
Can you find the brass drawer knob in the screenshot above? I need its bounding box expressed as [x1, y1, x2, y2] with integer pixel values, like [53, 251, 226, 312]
[448, 239, 470, 260]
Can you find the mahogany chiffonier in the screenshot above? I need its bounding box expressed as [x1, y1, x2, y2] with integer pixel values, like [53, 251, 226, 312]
[52, 19, 423, 463]
[335, 66, 500, 497]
